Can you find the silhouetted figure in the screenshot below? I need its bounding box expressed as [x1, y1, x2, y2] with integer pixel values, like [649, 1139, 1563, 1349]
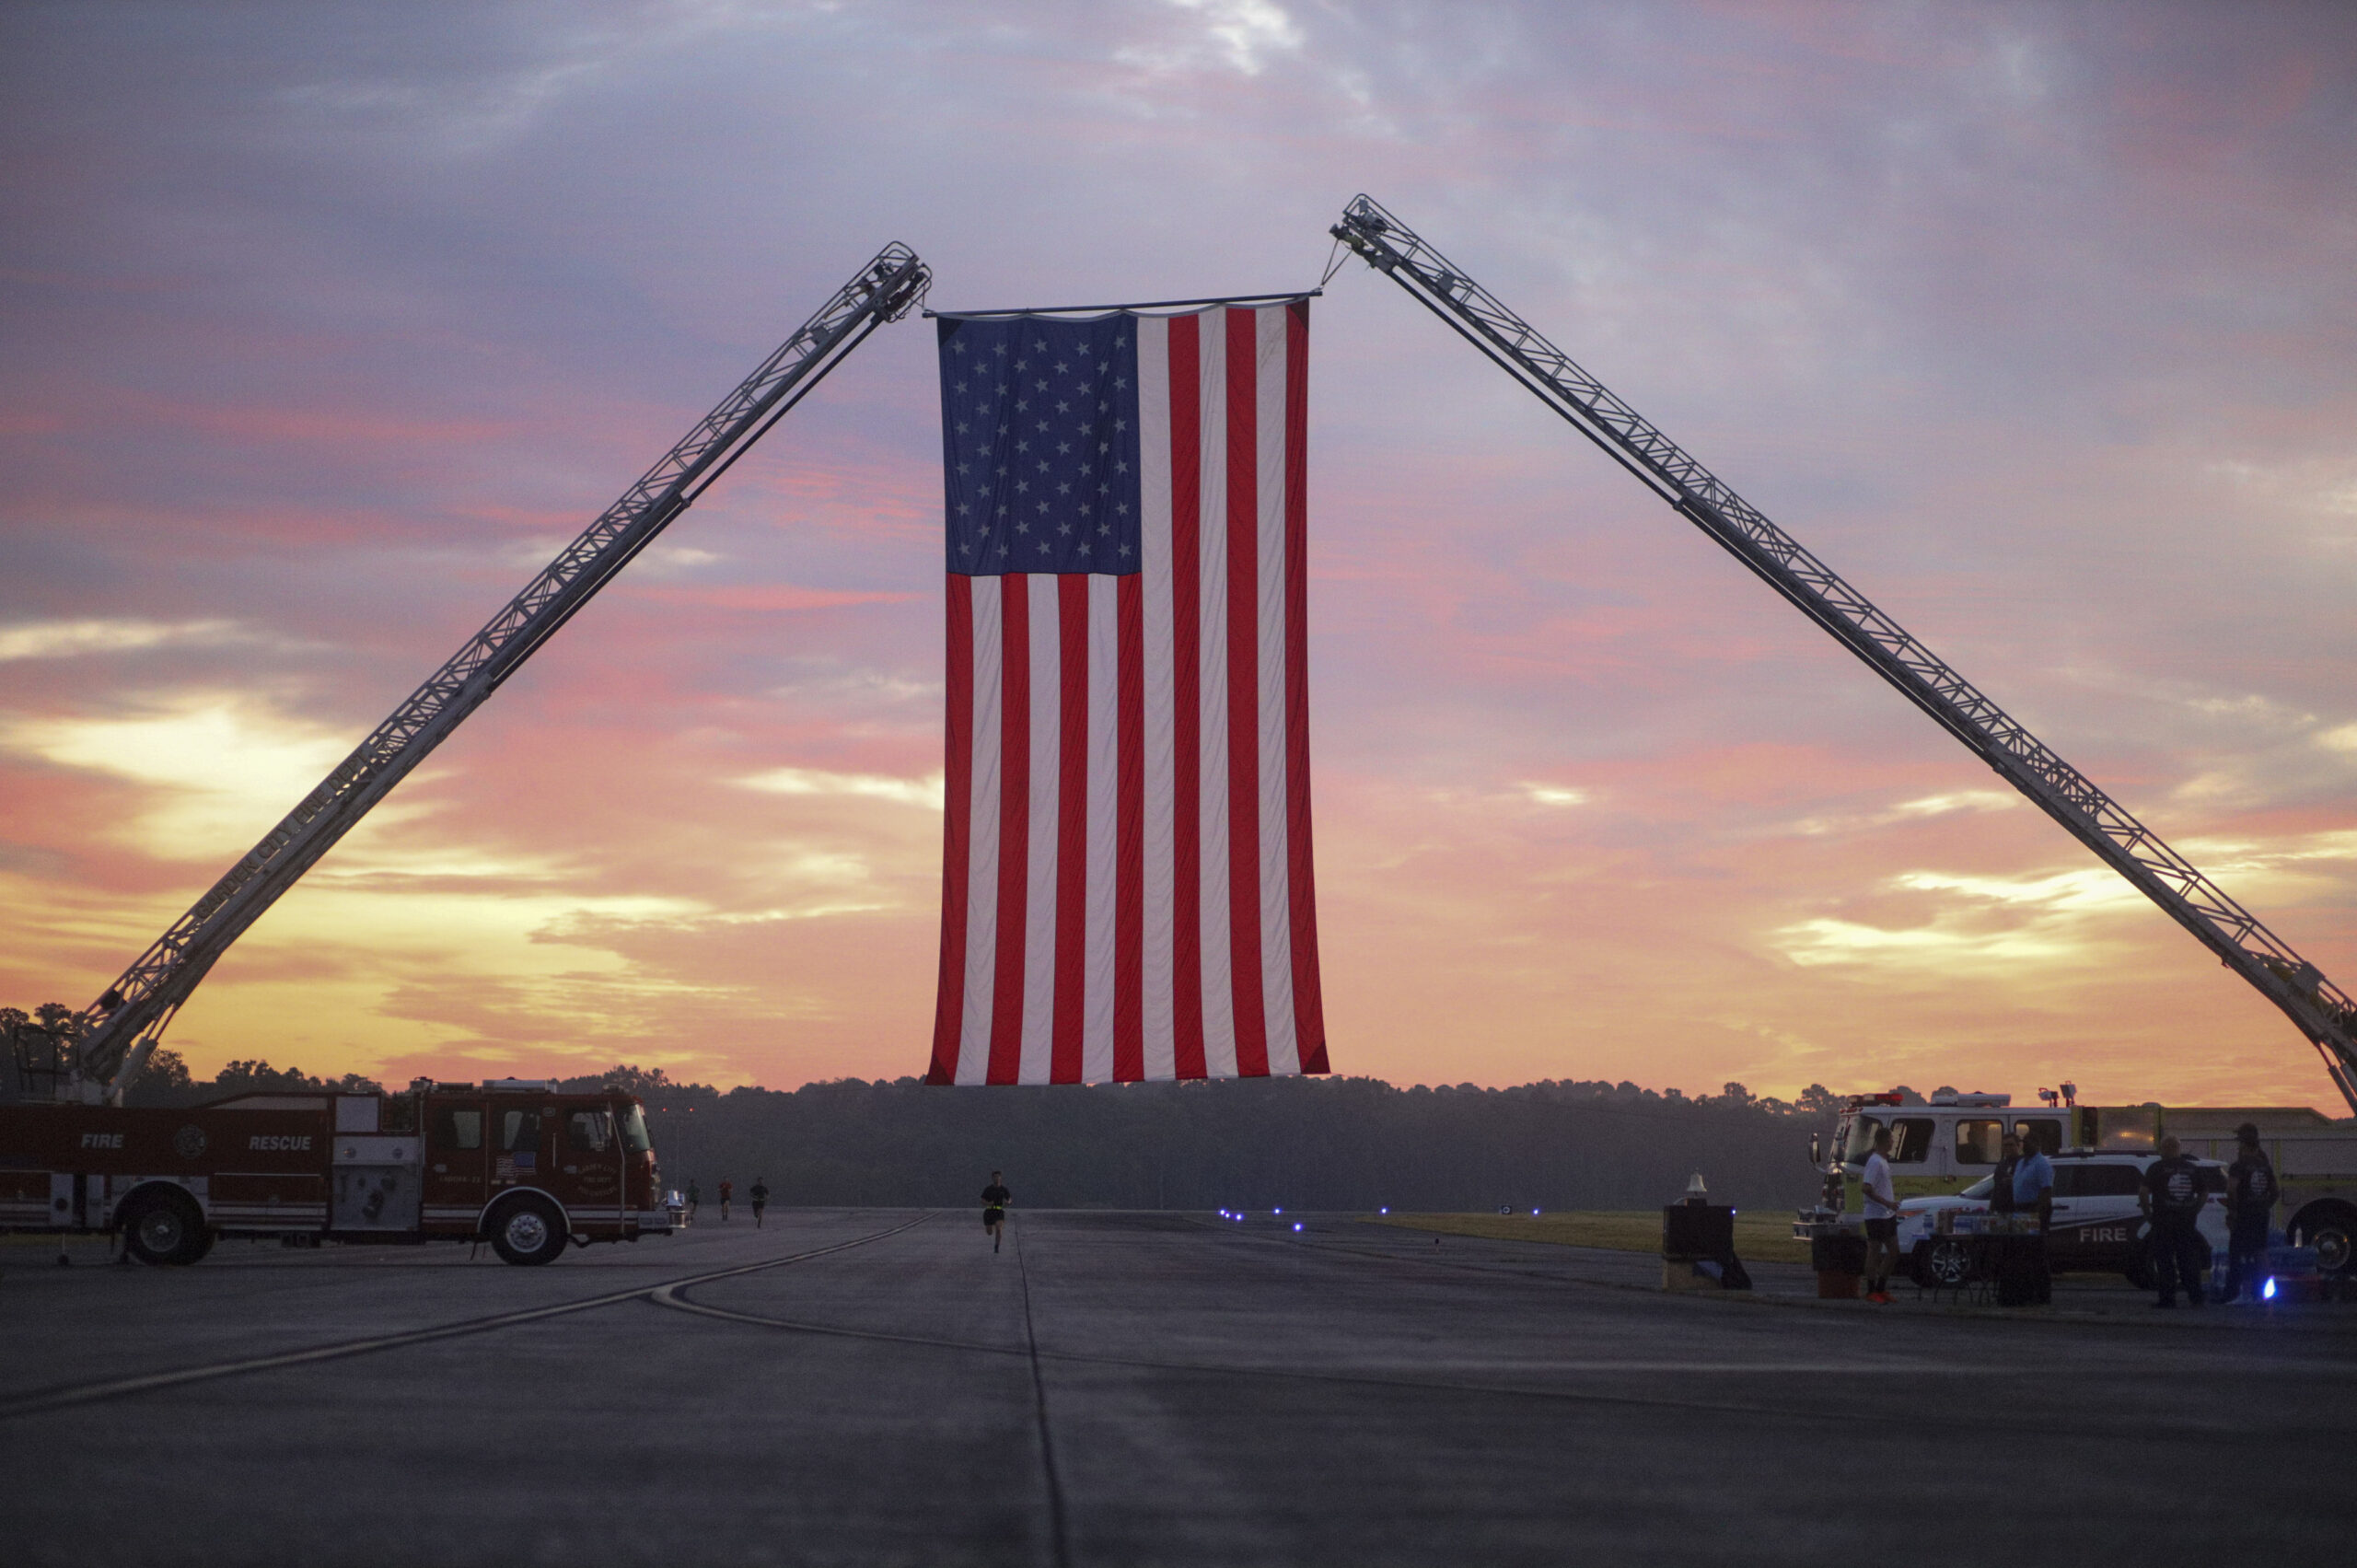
[749, 1178, 770, 1229]
[2221, 1123, 2277, 1304]
[718, 1178, 733, 1224]
[981, 1171, 1010, 1254]
[2142, 1136, 2206, 1307]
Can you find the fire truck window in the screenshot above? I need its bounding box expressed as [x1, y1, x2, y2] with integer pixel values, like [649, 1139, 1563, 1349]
[501, 1110, 540, 1153]
[619, 1104, 653, 1155]
[1889, 1118, 1934, 1164]
[566, 1110, 611, 1153]
[2014, 1119, 2062, 1156]
[433, 1109, 482, 1151]
[1956, 1120, 2004, 1164]
[1843, 1116, 1885, 1164]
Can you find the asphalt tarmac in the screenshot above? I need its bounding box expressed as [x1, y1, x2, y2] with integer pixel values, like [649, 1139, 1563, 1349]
[6, 1210, 2354, 1566]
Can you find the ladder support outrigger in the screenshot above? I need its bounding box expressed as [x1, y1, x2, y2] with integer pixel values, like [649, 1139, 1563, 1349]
[1332, 194, 2357, 1112]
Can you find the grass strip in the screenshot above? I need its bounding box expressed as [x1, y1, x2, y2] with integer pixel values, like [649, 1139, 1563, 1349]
[1368, 1209, 1813, 1266]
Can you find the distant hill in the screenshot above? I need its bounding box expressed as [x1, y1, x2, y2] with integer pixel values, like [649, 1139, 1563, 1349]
[631, 1074, 1838, 1214]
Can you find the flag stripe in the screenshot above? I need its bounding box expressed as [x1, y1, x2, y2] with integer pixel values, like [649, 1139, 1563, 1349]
[1083, 574, 1120, 1084]
[1137, 317, 1178, 1082]
[1253, 304, 1298, 1074]
[958, 580, 1005, 1085]
[1224, 307, 1270, 1075]
[1168, 313, 1208, 1080]
[931, 300, 1324, 1084]
[989, 576, 1030, 1085]
[1054, 575, 1091, 1083]
[1283, 299, 1328, 1068]
[1113, 571, 1145, 1081]
[1022, 574, 1062, 1084]
[927, 574, 975, 1084]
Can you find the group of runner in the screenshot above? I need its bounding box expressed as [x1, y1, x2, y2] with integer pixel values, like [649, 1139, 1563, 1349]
[682, 1177, 770, 1225]
[679, 1170, 1014, 1249]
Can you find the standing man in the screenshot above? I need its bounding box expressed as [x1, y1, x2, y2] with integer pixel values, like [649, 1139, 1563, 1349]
[686, 1179, 701, 1225]
[749, 1177, 770, 1229]
[1860, 1125, 1899, 1304]
[2221, 1122, 2278, 1304]
[2141, 1135, 2207, 1307]
[717, 1178, 733, 1224]
[2010, 1126, 2055, 1307]
[981, 1170, 1011, 1255]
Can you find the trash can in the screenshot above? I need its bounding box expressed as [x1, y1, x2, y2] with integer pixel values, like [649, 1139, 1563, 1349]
[1812, 1230, 1865, 1299]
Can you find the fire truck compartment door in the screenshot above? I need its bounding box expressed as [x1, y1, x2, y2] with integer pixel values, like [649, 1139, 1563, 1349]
[332, 1135, 423, 1231]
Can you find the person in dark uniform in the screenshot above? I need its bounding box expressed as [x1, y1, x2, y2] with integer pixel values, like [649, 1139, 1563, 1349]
[718, 1178, 733, 1224]
[686, 1179, 701, 1224]
[981, 1170, 1011, 1254]
[2141, 1135, 2207, 1307]
[2009, 1128, 2055, 1307]
[2221, 1123, 2277, 1304]
[749, 1178, 770, 1229]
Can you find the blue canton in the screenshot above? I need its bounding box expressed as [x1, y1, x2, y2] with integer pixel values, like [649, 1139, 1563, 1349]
[939, 314, 1143, 576]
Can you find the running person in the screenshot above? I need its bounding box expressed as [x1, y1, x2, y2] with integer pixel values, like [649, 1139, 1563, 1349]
[685, 1179, 701, 1224]
[749, 1178, 770, 1229]
[717, 1178, 733, 1224]
[981, 1171, 1011, 1254]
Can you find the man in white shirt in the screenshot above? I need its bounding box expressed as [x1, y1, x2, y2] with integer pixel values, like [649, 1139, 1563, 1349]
[1861, 1124, 1899, 1304]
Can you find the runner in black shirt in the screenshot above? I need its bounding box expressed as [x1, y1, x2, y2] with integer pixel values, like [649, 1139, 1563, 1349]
[749, 1178, 770, 1229]
[981, 1171, 1011, 1254]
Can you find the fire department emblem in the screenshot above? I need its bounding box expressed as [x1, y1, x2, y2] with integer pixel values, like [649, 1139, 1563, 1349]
[173, 1124, 207, 1159]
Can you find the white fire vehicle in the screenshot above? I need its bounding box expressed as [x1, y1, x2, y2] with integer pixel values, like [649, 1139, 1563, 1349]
[0, 1079, 679, 1265]
[1796, 1088, 2357, 1283]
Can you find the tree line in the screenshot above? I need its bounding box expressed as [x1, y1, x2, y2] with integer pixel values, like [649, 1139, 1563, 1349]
[9, 1000, 1866, 1212]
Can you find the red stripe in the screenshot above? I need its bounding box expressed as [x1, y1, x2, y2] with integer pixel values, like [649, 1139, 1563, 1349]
[988, 576, 1030, 1085]
[1283, 300, 1327, 1072]
[928, 575, 975, 1084]
[1052, 576, 1089, 1083]
[1224, 308, 1269, 1076]
[1113, 573, 1144, 1082]
[1167, 315, 1207, 1079]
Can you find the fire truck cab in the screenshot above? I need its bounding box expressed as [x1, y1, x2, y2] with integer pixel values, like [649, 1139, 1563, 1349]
[0, 1078, 679, 1265]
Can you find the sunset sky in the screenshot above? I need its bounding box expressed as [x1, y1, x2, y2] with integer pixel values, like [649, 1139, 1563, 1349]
[4, 2, 2353, 1109]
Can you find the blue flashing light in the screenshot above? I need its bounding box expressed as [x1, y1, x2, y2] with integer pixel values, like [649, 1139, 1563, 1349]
[1292, 1223, 1303, 1232]
[2263, 1277, 2279, 1301]
[1379, 1206, 1389, 1214]
[1274, 1207, 1283, 1214]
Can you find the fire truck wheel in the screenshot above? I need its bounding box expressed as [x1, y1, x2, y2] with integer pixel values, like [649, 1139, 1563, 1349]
[2289, 1203, 2356, 1279]
[488, 1197, 568, 1266]
[121, 1191, 209, 1267]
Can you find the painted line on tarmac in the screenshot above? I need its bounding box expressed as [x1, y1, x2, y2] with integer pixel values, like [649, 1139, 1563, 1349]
[0, 1214, 932, 1420]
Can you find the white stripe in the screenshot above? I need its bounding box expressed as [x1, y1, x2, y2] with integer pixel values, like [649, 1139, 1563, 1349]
[957, 579, 1004, 1086]
[1083, 574, 1120, 1082]
[1020, 573, 1062, 1082]
[1136, 317, 1178, 1081]
[1196, 310, 1237, 1076]
[1253, 305, 1300, 1074]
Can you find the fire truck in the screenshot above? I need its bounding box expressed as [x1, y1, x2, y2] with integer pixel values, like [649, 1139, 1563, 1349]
[0, 242, 931, 1262]
[1795, 1087, 2357, 1281]
[0, 1079, 677, 1265]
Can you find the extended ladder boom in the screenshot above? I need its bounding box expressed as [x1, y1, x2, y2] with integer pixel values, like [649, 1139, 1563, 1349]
[1333, 194, 2357, 1111]
[72, 243, 932, 1102]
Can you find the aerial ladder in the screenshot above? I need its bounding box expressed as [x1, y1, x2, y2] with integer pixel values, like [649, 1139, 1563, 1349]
[1331, 194, 2357, 1114]
[33, 243, 931, 1105]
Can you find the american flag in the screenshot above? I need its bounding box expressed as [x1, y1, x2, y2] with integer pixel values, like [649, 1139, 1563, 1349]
[925, 299, 1329, 1085]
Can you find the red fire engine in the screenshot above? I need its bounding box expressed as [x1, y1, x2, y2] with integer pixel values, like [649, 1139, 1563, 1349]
[0, 1079, 677, 1266]
[0, 247, 930, 1266]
